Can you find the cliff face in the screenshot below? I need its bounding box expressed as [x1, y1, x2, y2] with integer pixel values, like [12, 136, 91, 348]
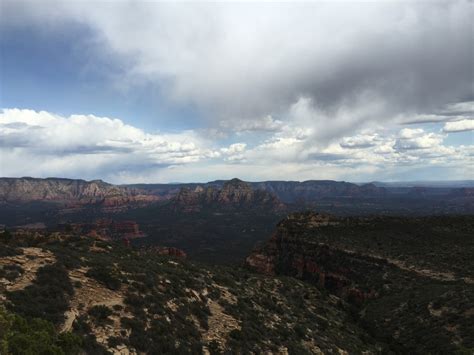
[246, 212, 474, 353]
[170, 178, 285, 212]
[246, 211, 474, 302]
[245, 212, 380, 304]
[0, 177, 158, 207]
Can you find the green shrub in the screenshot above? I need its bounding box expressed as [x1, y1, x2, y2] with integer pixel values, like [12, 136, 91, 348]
[0, 306, 82, 355]
[86, 266, 121, 290]
[6, 263, 73, 325]
[87, 305, 113, 324]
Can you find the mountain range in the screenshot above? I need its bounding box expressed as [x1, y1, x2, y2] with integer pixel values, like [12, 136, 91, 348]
[2, 177, 472, 205]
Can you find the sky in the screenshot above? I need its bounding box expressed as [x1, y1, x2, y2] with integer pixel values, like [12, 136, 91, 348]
[0, 0, 473, 183]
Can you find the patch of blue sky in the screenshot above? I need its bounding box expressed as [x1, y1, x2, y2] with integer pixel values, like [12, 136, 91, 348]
[0, 23, 202, 132]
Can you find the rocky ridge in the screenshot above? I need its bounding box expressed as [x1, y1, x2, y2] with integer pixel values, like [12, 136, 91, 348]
[250, 180, 386, 202]
[0, 177, 158, 208]
[170, 178, 285, 212]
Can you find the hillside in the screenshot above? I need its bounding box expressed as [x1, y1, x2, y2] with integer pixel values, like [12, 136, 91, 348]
[0, 229, 382, 354]
[1, 212, 473, 353]
[246, 212, 474, 353]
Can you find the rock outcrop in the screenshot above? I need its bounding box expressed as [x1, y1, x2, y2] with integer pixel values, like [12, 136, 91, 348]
[246, 212, 385, 304]
[170, 178, 285, 212]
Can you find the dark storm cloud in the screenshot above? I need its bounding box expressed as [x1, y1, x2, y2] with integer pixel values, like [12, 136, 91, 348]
[307, 152, 349, 162]
[2, 1, 472, 135]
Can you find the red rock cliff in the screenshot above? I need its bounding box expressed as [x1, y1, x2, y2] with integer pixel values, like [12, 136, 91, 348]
[246, 212, 382, 305]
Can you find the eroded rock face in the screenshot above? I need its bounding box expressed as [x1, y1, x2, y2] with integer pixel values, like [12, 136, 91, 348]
[245, 251, 275, 275]
[246, 212, 380, 305]
[0, 177, 159, 209]
[170, 178, 285, 212]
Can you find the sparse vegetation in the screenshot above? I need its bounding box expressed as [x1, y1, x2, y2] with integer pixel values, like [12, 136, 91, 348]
[247, 212, 474, 353]
[6, 263, 73, 325]
[1, 214, 473, 353]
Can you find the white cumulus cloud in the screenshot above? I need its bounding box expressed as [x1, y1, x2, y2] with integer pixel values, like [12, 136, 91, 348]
[1, 108, 472, 182]
[443, 119, 474, 133]
[0, 108, 215, 180]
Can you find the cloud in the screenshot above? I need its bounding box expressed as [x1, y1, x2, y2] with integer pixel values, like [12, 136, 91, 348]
[220, 143, 246, 154]
[223, 123, 470, 175]
[1, 0, 473, 182]
[219, 143, 247, 162]
[3, 1, 473, 142]
[340, 133, 379, 149]
[443, 119, 474, 133]
[394, 128, 444, 150]
[0, 108, 472, 182]
[399, 114, 461, 125]
[396, 100, 473, 124]
[219, 116, 283, 133]
[0, 108, 216, 179]
[438, 101, 474, 116]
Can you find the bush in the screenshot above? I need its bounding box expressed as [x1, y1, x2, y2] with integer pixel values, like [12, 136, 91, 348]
[0, 306, 82, 354]
[86, 266, 121, 290]
[208, 340, 221, 355]
[7, 263, 73, 325]
[107, 336, 123, 348]
[0, 264, 24, 281]
[88, 305, 113, 324]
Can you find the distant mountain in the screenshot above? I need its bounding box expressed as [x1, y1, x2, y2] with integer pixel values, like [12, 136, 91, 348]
[169, 178, 285, 212]
[250, 180, 386, 203]
[370, 180, 474, 188]
[127, 179, 387, 203]
[1, 177, 472, 214]
[449, 187, 474, 197]
[0, 177, 158, 207]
